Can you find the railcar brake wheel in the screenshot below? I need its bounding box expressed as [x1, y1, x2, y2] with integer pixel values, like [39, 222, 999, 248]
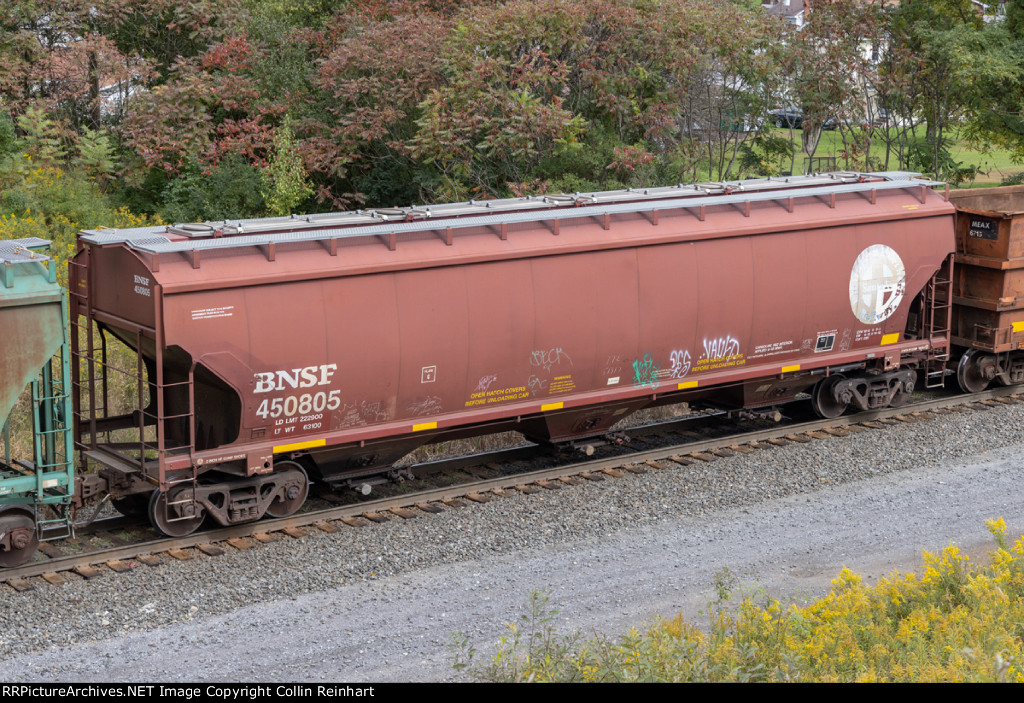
[811, 375, 849, 419]
[957, 350, 996, 394]
[0, 506, 40, 568]
[265, 463, 309, 519]
[149, 487, 205, 537]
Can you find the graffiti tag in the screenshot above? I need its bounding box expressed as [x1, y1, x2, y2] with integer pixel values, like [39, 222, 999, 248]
[633, 352, 660, 388]
[530, 347, 573, 372]
[669, 349, 692, 379]
[701, 335, 740, 360]
[474, 374, 499, 393]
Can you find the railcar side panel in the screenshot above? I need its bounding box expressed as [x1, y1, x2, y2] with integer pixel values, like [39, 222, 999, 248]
[143, 205, 953, 461]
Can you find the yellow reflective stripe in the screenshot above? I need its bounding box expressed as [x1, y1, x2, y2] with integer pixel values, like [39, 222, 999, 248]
[541, 402, 563, 412]
[781, 364, 801, 373]
[880, 332, 900, 345]
[678, 381, 698, 390]
[1012, 321, 1024, 333]
[412, 421, 437, 432]
[273, 438, 326, 453]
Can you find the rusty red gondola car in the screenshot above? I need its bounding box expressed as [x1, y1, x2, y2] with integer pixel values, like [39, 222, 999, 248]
[69, 172, 969, 536]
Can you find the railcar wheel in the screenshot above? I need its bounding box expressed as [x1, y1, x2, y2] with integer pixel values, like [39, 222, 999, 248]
[957, 350, 997, 394]
[265, 463, 309, 519]
[0, 506, 39, 568]
[113, 494, 150, 518]
[811, 375, 849, 419]
[149, 487, 205, 537]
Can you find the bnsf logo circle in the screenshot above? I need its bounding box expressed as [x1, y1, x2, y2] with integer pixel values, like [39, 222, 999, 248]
[848, 244, 906, 325]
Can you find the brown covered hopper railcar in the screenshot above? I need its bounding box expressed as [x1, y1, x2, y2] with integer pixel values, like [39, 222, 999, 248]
[70, 172, 955, 536]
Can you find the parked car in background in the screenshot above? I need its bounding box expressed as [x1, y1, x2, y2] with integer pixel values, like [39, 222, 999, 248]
[769, 107, 804, 129]
[822, 115, 854, 131]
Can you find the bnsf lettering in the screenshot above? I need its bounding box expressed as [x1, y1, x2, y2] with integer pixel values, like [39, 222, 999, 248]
[254, 364, 338, 393]
[134, 274, 150, 285]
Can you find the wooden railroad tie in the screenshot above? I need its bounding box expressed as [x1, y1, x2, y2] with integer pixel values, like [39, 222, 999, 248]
[688, 452, 716, 461]
[464, 492, 491, 502]
[804, 431, 830, 440]
[315, 521, 339, 533]
[668, 455, 694, 465]
[41, 572, 66, 586]
[105, 559, 135, 572]
[7, 579, 34, 592]
[515, 484, 541, 494]
[196, 544, 225, 557]
[441, 497, 467, 507]
[74, 564, 104, 577]
[728, 444, 755, 454]
[822, 427, 849, 437]
[708, 448, 735, 457]
[137, 554, 162, 566]
[415, 502, 444, 514]
[389, 507, 419, 519]
[765, 438, 789, 446]
[600, 468, 625, 478]
[227, 537, 255, 550]
[38, 542, 64, 558]
[578, 471, 605, 481]
[362, 512, 390, 523]
[338, 516, 366, 528]
[784, 434, 812, 443]
[620, 464, 646, 474]
[534, 480, 562, 490]
[252, 531, 282, 542]
[282, 526, 306, 539]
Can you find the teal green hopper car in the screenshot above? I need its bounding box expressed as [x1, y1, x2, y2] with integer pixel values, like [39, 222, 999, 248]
[0, 238, 74, 567]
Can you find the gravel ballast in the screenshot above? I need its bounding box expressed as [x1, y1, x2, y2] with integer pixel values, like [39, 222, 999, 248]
[1, 401, 1023, 681]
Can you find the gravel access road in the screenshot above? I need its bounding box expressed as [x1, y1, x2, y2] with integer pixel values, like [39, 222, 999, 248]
[1, 402, 1023, 682]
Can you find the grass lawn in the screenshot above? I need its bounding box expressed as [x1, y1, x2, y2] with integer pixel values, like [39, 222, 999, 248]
[770, 127, 1024, 184]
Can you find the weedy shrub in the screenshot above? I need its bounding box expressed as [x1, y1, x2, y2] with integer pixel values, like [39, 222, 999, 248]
[0, 163, 160, 461]
[454, 520, 1024, 682]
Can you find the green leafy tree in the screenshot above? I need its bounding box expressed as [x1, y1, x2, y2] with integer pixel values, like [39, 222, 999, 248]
[16, 105, 68, 166]
[877, 0, 1021, 180]
[261, 119, 313, 215]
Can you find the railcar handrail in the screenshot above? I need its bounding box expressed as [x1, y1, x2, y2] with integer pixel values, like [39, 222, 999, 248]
[79, 173, 945, 257]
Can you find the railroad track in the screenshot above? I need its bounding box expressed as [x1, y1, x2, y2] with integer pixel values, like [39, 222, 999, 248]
[3, 386, 1020, 590]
